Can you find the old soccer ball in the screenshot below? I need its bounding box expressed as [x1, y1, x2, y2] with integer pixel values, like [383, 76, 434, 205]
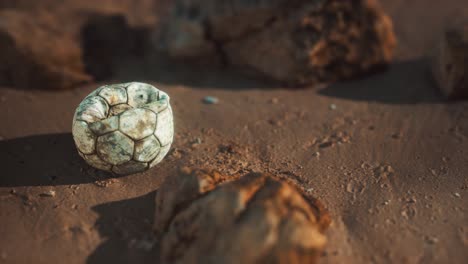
[72, 82, 174, 175]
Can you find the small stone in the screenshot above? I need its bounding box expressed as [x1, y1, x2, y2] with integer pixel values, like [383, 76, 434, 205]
[453, 192, 461, 198]
[426, 236, 439, 244]
[202, 96, 219, 104]
[319, 141, 334, 149]
[40, 190, 56, 197]
[329, 104, 337, 110]
[270, 97, 279, 104]
[312, 152, 320, 157]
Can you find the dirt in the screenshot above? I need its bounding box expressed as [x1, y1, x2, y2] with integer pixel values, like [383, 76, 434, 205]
[0, 0, 468, 264]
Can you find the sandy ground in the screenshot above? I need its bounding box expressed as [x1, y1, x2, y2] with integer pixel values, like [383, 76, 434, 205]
[1, 1, 468, 263]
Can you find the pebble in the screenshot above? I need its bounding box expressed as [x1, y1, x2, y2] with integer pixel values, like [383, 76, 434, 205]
[312, 152, 320, 157]
[453, 192, 461, 198]
[329, 104, 337, 110]
[202, 96, 219, 104]
[40, 190, 56, 197]
[270, 97, 279, 104]
[426, 236, 439, 244]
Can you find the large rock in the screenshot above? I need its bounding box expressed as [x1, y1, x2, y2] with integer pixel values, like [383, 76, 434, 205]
[154, 168, 331, 264]
[432, 21, 468, 99]
[0, 0, 160, 90]
[158, 0, 396, 86]
[0, 10, 92, 90]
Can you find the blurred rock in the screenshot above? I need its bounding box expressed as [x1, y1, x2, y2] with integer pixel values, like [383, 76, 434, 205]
[432, 21, 468, 99]
[154, 168, 330, 264]
[0, 0, 164, 90]
[158, 0, 396, 86]
[0, 10, 92, 90]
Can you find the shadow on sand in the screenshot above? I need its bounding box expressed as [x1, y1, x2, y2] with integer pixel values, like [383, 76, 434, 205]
[86, 191, 159, 264]
[318, 58, 442, 104]
[0, 133, 113, 187]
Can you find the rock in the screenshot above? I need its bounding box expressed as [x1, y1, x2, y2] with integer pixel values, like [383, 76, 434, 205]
[202, 96, 219, 104]
[0, 0, 161, 90]
[0, 10, 92, 90]
[154, 168, 330, 264]
[158, 0, 396, 86]
[432, 21, 468, 99]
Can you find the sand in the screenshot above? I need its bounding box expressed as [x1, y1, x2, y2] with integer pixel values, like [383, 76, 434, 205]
[0, 0, 468, 263]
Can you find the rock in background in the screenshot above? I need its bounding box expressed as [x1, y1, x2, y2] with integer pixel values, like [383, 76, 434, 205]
[158, 0, 396, 86]
[432, 21, 468, 99]
[154, 168, 331, 264]
[0, 0, 169, 90]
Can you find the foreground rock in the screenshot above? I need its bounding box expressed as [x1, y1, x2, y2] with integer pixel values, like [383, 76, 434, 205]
[158, 0, 396, 86]
[432, 21, 468, 99]
[154, 168, 331, 264]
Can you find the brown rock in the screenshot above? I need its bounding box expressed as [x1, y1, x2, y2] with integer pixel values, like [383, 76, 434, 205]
[158, 0, 396, 86]
[432, 21, 468, 99]
[154, 168, 330, 264]
[0, 10, 92, 90]
[0, 0, 163, 90]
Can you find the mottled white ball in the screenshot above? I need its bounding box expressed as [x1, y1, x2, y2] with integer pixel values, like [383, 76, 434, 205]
[72, 82, 174, 175]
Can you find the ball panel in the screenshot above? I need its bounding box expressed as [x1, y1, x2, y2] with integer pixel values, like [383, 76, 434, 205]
[142, 99, 168, 114]
[84, 86, 104, 99]
[109, 104, 133, 116]
[112, 161, 148, 175]
[158, 90, 170, 101]
[149, 144, 171, 168]
[89, 115, 119, 135]
[154, 107, 174, 146]
[134, 135, 161, 162]
[119, 108, 157, 140]
[83, 154, 112, 171]
[96, 131, 134, 165]
[98, 85, 128, 106]
[75, 96, 109, 123]
[72, 121, 96, 154]
[127, 82, 159, 107]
